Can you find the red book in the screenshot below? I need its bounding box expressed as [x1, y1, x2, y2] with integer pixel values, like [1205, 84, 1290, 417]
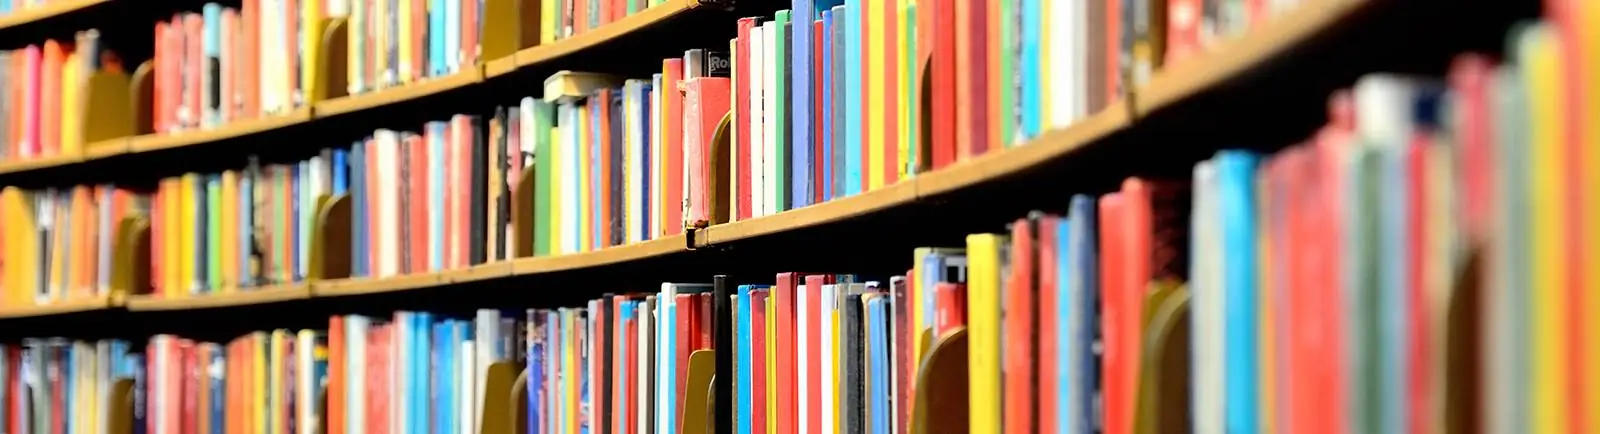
[1003, 217, 1038, 434]
[625, 308, 639, 434]
[1097, 193, 1129, 434]
[881, 0, 899, 185]
[409, 134, 428, 274]
[734, 18, 756, 220]
[451, 117, 476, 268]
[575, 0, 588, 35]
[933, 282, 965, 334]
[4, 347, 19, 434]
[370, 326, 389, 434]
[613, 297, 626, 434]
[662, 59, 685, 236]
[804, 274, 830, 434]
[1406, 131, 1431, 434]
[1105, 0, 1121, 105]
[180, 340, 197, 434]
[1037, 216, 1061, 434]
[283, 167, 297, 281]
[774, 273, 804, 434]
[812, 19, 826, 204]
[930, 0, 956, 166]
[239, 0, 258, 119]
[1311, 92, 1355, 434]
[751, 290, 770, 434]
[1165, 0, 1202, 65]
[411, 0, 427, 81]
[685, 77, 731, 227]
[221, 11, 238, 122]
[675, 293, 696, 421]
[328, 317, 347, 434]
[955, 0, 987, 160]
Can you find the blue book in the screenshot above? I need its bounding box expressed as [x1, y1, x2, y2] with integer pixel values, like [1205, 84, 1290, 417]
[867, 297, 888, 434]
[792, 0, 814, 209]
[830, 5, 846, 200]
[1020, 0, 1041, 140]
[433, 321, 451, 434]
[843, 4, 861, 196]
[528, 313, 546, 434]
[413, 313, 432, 434]
[240, 165, 256, 285]
[616, 303, 633, 430]
[209, 346, 226, 434]
[819, 10, 835, 203]
[1216, 150, 1259, 434]
[427, 122, 448, 271]
[349, 141, 367, 278]
[429, 0, 447, 77]
[1067, 194, 1097, 434]
[735, 285, 756, 434]
[636, 84, 654, 239]
[332, 149, 349, 194]
[202, 3, 223, 127]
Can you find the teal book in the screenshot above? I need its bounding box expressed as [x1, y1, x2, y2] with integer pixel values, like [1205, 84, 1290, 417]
[843, 4, 861, 196]
[429, 0, 446, 76]
[774, 11, 792, 211]
[202, 3, 223, 128]
[1217, 150, 1259, 434]
[1020, 0, 1041, 140]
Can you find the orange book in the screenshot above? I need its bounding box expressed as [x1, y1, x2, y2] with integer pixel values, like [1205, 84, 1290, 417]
[239, 0, 259, 119]
[185, 14, 203, 129]
[154, 22, 169, 132]
[408, 133, 427, 273]
[328, 317, 346, 434]
[462, 0, 480, 66]
[1105, 0, 1121, 105]
[597, 88, 613, 247]
[41, 40, 64, 156]
[881, 0, 899, 185]
[1097, 193, 1130, 434]
[197, 344, 213, 434]
[222, 10, 239, 123]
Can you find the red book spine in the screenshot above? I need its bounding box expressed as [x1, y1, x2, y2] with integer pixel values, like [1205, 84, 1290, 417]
[1003, 218, 1037, 434]
[1037, 216, 1060, 434]
[239, 0, 258, 119]
[699, 293, 714, 350]
[735, 19, 755, 221]
[613, 297, 626, 434]
[689, 78, 731, 227]
[1406, 135, 1430, 434]
[674, 293, 695, 421]
[184, 14, 203, 129]
[934, 283, 965, 341]
[812, 20, 826, 204]
[774, 272, 799, 434]
[180, 341, 197, 434]
[409, 134, 428, 273]
[1098, 192, 1131, 434]
[663, 59, 685, 236]
[221, 11, 238, 123]
[574, 0, 588, 35]
[625, 310, 638, 434]
[955, 0, 987, 160]
[1164, 0, 1202, 66]
[1105, 0, 1121, 105]
[929, 0, 955, 169]
[412, 0, 427, 81]
[452, 117, 474, 268]
[804, 275, 828, 434]
[328, 316, 346, 434]
[751, 290, 769, 434]
[882, 0, 899, 185]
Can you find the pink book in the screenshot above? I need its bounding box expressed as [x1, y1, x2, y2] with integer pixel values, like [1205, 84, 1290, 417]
[22, 45, 40, 158]
[683, 77, 730, 227]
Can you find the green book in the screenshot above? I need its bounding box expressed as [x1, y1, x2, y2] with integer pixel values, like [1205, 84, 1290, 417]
[531, 98, 555, 257]
[998, 0, 1016, 148]
[774, 11, 790, 212]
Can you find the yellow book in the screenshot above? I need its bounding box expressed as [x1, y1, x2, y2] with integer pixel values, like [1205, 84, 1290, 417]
[0, 188, 38, 306]
[221, 170, 239, 291]
[866, 0, 885, 190]
[541, 0, 557, 43]
[1521, 23, 1568, 434]
[896, 0, 911, 179]
[1038, 0, 1050, 127]
[1583, 0, 1600, 429]
[965, 233, 1006, 434]
[566, 311, 579, 434]
[302, 1, 328, 100]
[60, 51, 80, 155]
[270, 330, 289, 434]
[832, 294, 841, 434]
[578, 106, 592, 252]
[163, 179, 182, 298]
[374, 0, 390, 88]
[180, 173, 200, 296]
[48, 194, 67, 301]
[549, 124, 563, 254]
[252, 332, 268, 434]
[397, 0, 412, 83]
[766, 295, 778, 434]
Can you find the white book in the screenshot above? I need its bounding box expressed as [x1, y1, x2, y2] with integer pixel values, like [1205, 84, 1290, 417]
[375, 130, 401, 277]
[346, 317, 370, 434]
[96, 341, 111, 434]
[749, 24, 765, 219]
[475, 309, 501, 434]
[820, 284, 837, 434]
[296, 331, 318, 434]
[563, 105, 582, 253]
[1190, 161, 1222, 434]
[637, 301, 654, 434]
[728, 37, 741, 221]
[761, 21, 779, 217]
[650, 75, 664, 238]
[622, 83, 641, 243]
[393, 314, 410, 434]
[152, 336, 170, 434]
[656, 285, 675, 434]
[798, 284, 811, 434]
[427, 129, 445, 271]
[460, 340, 477, 434]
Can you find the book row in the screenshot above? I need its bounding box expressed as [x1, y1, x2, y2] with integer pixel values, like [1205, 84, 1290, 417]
[0, 0, 86, 17]
[0, 31, 122, 163]
[539, 0, 668, 44]
[0, 340, 143, 434]
[0, 185, 149, 307]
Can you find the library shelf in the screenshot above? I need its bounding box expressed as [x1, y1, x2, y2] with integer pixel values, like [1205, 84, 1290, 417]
[312, 70, 483, 118]
[0, 295, 120, 319]
[124, 283, 313, 311]
[126, 109, 315, 154]
[0, 152, 79, 175]
[695, 179, 919, 247]
[314, 273, 450, 298]
[510, 234, 689, 275]
[0, 0, 108, 30]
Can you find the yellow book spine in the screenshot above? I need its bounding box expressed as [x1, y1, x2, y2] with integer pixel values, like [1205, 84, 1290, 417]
[1583, 0, 1600, 429]
[164, 179, 182, 298]
[831, 300, 841, 434]
[1038, 0, 1050, 128]
[253, 333, 267, 434]
[269, 331, 287, 434]
[896, 0, 911, 179]
[910, 248, 928, 366]
[549, 124, 563, 254]
[303, 2, 328, 100]
[60, 51, 80, 155]
[1522, 24, 1568, 434]
[221, 171, 239, 291]
[180, 174, 199, 296]
[866, 0, 885, 190]
[566, 312, 579, 434]
[541, 0, 556, 44]
[396, 0, 412, 83]
[2, 188, 38, 305]
[766, 296, 778, 434]
[578, 106, 592, 252]
[966, 233, 1005, 434]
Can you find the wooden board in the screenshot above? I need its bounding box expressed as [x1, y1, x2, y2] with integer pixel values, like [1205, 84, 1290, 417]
[0, 0, 108, 29]
[313, 70, 483, 118]
[124, 283, 312, 311]
[127, 108, 314, 153]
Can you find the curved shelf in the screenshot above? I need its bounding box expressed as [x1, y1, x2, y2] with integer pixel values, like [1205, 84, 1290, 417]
[0, 0, 108, 30]
[312, 71, 482, 118]
[124, 283, 313, 311]
[510, 234, 688, 274]
[0, 153, 79, 175]
[126, 109, 314, 154]
[0, 295, 119, 319]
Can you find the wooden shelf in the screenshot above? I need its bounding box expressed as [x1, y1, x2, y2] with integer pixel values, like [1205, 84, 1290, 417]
[0, 295, 119, 319]
[698, 181, 918, 247]
[0, 153, 80, 175]
[127, 109, 314, 153]
[314, 273, 447, 297]
[124, 283, 313, 311]
[510, 235, 688, 275]
[0, 0, 107, 30]
[509, 0, 701, 69]
[313, 70, 483, 118]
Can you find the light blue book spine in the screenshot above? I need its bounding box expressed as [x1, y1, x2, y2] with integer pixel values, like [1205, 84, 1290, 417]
[433, 321, 450, 434]
[792, 0, 813, 209]
[1056, 211, 1075, 433]
[656, 289, 676, 434]
[1217, 151, 1259, 434]
[297, 160, 312, 281]
[429, 0, 446, 77]
[0, 0, 11, 14]
[413, 313, 432, 434]
[564, 104, 581, 254]
[736, 285, 753, 434]
[1378, 145, 1409, 434]
[843, 4, 861, 196]
[868, 297, 888, 434]
[209, 347, 225, 434]
[819, 10, 834, 203]
[349, 141, 366, 278]
[207, 175, 221, 291]
[428, 122, 447, 271]
[444, 0, 461, 73]
[1068, 194, 1096, 434]
[1019, 0, 1041, 141]
[202, 4, 222, 128]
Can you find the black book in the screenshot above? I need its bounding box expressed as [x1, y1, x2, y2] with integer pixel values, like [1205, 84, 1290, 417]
[609, 89, 626, 247]
[713, 275, 733, 434]
[468, 115, 489, 265]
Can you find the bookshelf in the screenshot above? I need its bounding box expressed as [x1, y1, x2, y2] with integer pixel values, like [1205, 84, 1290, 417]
[0, 0, 109, 30]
